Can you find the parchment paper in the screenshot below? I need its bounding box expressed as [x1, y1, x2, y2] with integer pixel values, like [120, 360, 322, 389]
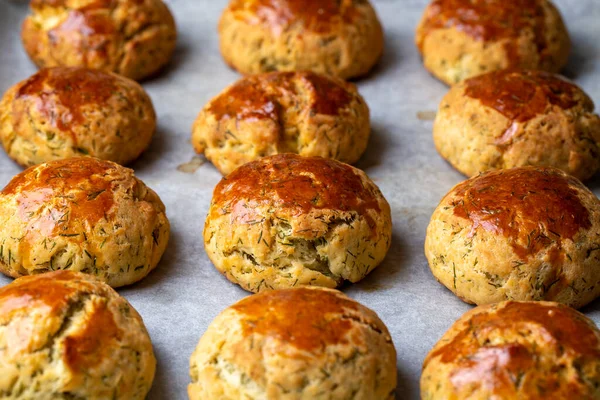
[0, 1, 599, 398]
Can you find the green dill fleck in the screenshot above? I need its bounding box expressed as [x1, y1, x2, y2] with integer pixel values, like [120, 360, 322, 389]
[453, 262, 456, 289]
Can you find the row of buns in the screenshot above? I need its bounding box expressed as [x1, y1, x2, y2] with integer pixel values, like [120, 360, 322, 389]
[0, 0, 600, 399]
[418, 1, 600, 398]
[2, 268, 599, 398]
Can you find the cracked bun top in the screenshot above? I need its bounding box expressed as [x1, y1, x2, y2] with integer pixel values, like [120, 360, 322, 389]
[192, 71, 370, 176]
[0, 270, 155, 399]
[207, 71, 353, 120]
[421, 301, 600, 399]
[424, 166, 600, 308]
[462, 70, 591, 124]
[0, 157, 170, 287]
[433, 69, 600, 181]
[415, 0, 570, 85]
[0, 67, 156, 167]
[21, 0, 177, 81]
[188, 287, 397, 399]
[204, 154, 392, 292]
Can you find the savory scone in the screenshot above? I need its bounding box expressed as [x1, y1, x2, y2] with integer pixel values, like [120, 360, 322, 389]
[415, 0, 570, 85]
[0, 157, 170, 287]
[204, 154, 392, 293]
[434, 70, 600, 181]
[421, 301, 600, 399]
[425, 166, 600, 309]
[218, 0, 384, 79]
[0, 270, 156, 400]
[189, 287, 397, 399]
[21, 0, 177, 81]
[192, 71, 370, 175]
[0, 67, 156, 167]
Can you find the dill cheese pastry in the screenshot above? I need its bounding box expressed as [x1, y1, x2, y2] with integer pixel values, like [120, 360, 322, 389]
[0, 270, 156, 400]
[204, 154, 392, 293]
[425, 166, 600, 309]
[0, 157, 170, 287]
[188, 287, 397, 399]
[415, 0, 570, 85]
[0, 67, 156, 167]
[421, 301, 600, 399]
[218, 0, 384, 79]
[21, 0, 177, 81]
[433, 70, 600, 181]
[192, 71, 370, 175]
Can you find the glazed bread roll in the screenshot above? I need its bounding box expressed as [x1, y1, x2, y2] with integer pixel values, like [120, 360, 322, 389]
[0, 270, 156, 399]
[0, 157, 170, 287]
[425, 166, 600, 308]
[0, 67, 156, 167]
[433, 69, 600, 181]
[189, 287, 397, 399]
[192, 71, 370, 175]
[204, 154, 392, 293]
[219, 0, 384, 79]
[415, 0, 570, 85]
[21, 0, 177, 81]
[422, 301, 600, 399]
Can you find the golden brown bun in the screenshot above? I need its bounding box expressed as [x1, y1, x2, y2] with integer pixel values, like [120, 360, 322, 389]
[0, 67, 156, 167]
[218, 0, 384, 79]
[189, 286, 397, 399]
[425, 167, 600, 309]
[204, 154, 392, 293]
[0, 270, 155, 399]
[415, 0, 570, 85]
[21, 0, 177, 81]
[192, 71, 370, 175]
[421, 301, 600, 399]
[434, 70, 600, 181]
[0, 157, 170, 287]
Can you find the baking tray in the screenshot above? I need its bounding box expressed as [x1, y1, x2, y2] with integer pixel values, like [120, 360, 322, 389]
[1, 0, 599, 398]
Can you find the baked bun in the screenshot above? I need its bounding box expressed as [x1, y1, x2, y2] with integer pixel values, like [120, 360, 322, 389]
[218, 0, 384, 79]
[415, 0, 570, 85]
[433, 70, 600, 181]
[192, 71, 370, 175]
[21, 0, 177, 81]
[0, 67, 156, 167]
[204, 154, 392, 293]
[0, 157, 170, 287]
[425, 167, 600, 308]
[421, 301, 600, 399]
[0, 270, 155, 399]
[188, 286, 397, 399]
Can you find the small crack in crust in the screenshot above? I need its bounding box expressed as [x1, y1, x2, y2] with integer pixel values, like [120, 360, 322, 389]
[188, 287, 397, 399]
[204, 154, 392, 293]
[218, 0, 384, 79]
[192, 71, 370, 176]
[0, 271, 155, 399]
[0, 157, 170, 287]
[21, 0, 177, 81]
[421, 301, 600, 399]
